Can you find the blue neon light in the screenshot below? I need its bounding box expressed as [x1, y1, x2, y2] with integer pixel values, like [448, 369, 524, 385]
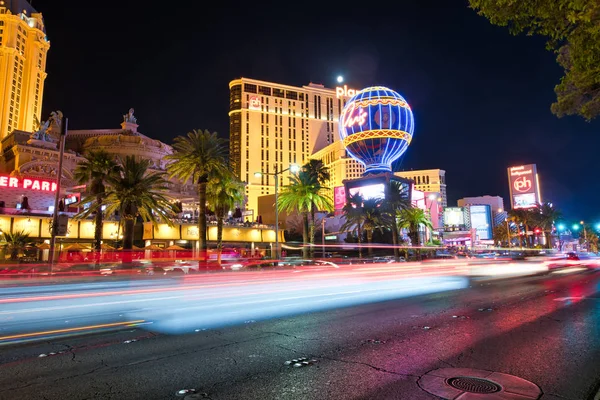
[339, 86, 415, 174]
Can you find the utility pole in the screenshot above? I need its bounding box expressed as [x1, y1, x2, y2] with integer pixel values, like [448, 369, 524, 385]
[48, 116, 67, 272]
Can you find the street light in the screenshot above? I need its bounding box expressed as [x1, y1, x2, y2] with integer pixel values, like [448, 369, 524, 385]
[254, 164, 300, 259]
[557, 223, 566, 252]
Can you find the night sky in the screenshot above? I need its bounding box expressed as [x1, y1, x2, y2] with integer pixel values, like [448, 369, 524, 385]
[35, 1, 599, 222]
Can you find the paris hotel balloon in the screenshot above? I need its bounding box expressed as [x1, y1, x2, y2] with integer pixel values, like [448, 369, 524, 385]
[338, 86, 414, 174]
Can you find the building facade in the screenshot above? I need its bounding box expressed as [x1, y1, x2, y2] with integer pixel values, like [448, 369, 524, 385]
[229, 78, 357, 215]
[457, 195, 506, 228]
[0, 0, 49, 145]
[395, 169, 447, 208]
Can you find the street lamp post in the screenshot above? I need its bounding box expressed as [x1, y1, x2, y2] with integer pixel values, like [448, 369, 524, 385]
[254, 164, 299, 260]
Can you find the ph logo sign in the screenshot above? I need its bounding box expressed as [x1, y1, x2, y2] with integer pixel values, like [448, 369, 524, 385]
[513, 176, 532, 192]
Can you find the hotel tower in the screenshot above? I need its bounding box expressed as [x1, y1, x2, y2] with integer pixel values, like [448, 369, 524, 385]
[229, 78, 359, 215]
[0, 0, 49, 146]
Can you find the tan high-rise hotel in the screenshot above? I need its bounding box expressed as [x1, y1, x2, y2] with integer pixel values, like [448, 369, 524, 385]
[0, 0, 49, 146]
[229, 78, 354, 215]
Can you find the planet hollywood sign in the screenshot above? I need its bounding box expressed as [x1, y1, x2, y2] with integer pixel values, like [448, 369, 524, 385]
[0, 174, 57, 191]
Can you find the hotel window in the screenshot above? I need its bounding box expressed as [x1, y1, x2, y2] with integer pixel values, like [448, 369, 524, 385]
[261, 114, 264, 123]
[286, 90, 298, 100]
[299, 93, 304, 101]
[273, 88, 284, 98]
[258, 86, 271, 96]
[244, 83, 257, 93]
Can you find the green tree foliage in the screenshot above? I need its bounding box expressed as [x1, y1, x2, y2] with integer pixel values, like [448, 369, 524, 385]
[302, 160, 331, 256]
[278, 171, 333, 258]
[340, 193, 366, 258]
[102, 156, 177, 250]
[74, 150, 120, 250]
[396, 207, 433, 247]
[2, 230, 33, 260]
[469, 0, 600, 120]
[206, 170, 246, 264]
[166, 130, 229, 255]
[385, 180, 411, 260]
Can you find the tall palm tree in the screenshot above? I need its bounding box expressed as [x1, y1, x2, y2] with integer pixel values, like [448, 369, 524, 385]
[101, 156, 178, 250]
[206, 170, 246, 264]
[385, 180, 411, 260]
[534, 202, 562, 248]
[302, 160, 331, 256]
[3, 230, 33, 260]
[396, 207, 433, 247]
[340, 193, 365, 258]
[74, 150, 120, 250]
[166, 130, 229, 258]
[361, 198, 390, 257]
[277, 171, 333, 258]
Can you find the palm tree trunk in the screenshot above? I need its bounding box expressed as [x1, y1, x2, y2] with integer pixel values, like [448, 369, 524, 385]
[392, 222, 400, 261]
[216, 215, 224, 265]
[525, 223, 530, 247]
[357, 225, 363, 259]
[366, 230, 373, 257]
[123, 217, 135, 250]
[197, 181, 208, 260]
[309, 208, 316, 258]
[302, 212, 310, 259]
[94, 195, 103, 251]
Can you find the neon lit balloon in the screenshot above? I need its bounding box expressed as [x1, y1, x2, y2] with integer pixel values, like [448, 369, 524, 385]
[338, 86, 414, 174]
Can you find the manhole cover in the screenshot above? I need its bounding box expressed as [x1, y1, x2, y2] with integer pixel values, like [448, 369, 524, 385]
[446, 376, 501, 393]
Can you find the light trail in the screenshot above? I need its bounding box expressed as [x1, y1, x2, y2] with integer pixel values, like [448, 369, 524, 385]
[0, 320, 144, 342]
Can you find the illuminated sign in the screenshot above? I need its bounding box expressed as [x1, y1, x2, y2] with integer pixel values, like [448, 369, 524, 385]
[336, 85, 358, 99]
[342, 103, 368, 128]
[0, 175, 57, 191]
[334, 186, 346, 210]
[325, 235, 337, 240]
[249, 95, 261, 110]
[348, 183, 384, 201]
[469, 205, 492, 241]
[444, 207, 465, 226]
[507, 164, 540, 209]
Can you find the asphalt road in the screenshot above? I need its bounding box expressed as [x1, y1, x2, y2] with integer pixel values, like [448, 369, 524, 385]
[0, 268, 599, 400]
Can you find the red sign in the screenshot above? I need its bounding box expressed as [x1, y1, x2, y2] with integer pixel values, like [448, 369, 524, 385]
[508, 164, 539, 209]
[249, 96, 261, 110]
[0, 175, 57, 191]
[513, 176, 532, 192]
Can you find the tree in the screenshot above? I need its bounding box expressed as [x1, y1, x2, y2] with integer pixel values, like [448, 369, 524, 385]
[360, 198, 391, 257]
[509, 208, 536, 247]
[396, 207, 433, 247]
[277, 171, 333, 259]
[102, 156, 178, 250]
[73, 150, 120, 250]
[533, 202, 562, 248]
[206, 170, 245, 264]
[166, 130, 229, 257]
[385, 180, 411, 261]
[2, 230, 33, 260]
[302, 160, 331, 257]
[468, 0, 600, 120]
[493, 223, 509, 247]
[340, 193, 366, 258]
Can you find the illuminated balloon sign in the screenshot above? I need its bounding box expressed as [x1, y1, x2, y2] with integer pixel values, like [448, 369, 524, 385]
[338, 86, 414, 174]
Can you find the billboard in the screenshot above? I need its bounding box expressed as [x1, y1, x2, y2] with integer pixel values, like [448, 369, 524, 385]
[334, 186, 346, 210]
[348, 183, 385, 201]
[469, 205, 492, 241]
[507, 164, 541, 209]
[444, 207, 465, 226]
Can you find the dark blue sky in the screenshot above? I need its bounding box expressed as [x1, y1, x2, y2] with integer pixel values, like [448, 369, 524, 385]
[36, 1, 599, 222]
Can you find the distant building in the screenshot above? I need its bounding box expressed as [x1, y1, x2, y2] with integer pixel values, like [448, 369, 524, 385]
[0, 0, 50, 146]
[457, 195, 506, 227]
[395, 169, 447, 208]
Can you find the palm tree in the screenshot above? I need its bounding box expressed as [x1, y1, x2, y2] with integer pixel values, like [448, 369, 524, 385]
[166, 130, 229, 258]
[74, 150, 120, 250]
[3, 230, 33, 260]
[361, 198, 391, 257]
[302, 160, 331, 256]
[277, 171, 333, 258]
[101, 156, 178, 250]
[385, 180, 411, 260]
[397, 207, 433, 247]
[509, 209, 536, 247]
[206, 170, 246, 264]
[534, 202, 562, 248]
[340, 193, 365, 258]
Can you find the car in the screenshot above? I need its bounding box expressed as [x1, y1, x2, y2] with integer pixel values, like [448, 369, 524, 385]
[544, 253, 600, 271]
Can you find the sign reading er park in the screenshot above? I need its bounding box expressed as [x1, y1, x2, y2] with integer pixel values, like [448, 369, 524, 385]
[0, 175, 57, 192]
